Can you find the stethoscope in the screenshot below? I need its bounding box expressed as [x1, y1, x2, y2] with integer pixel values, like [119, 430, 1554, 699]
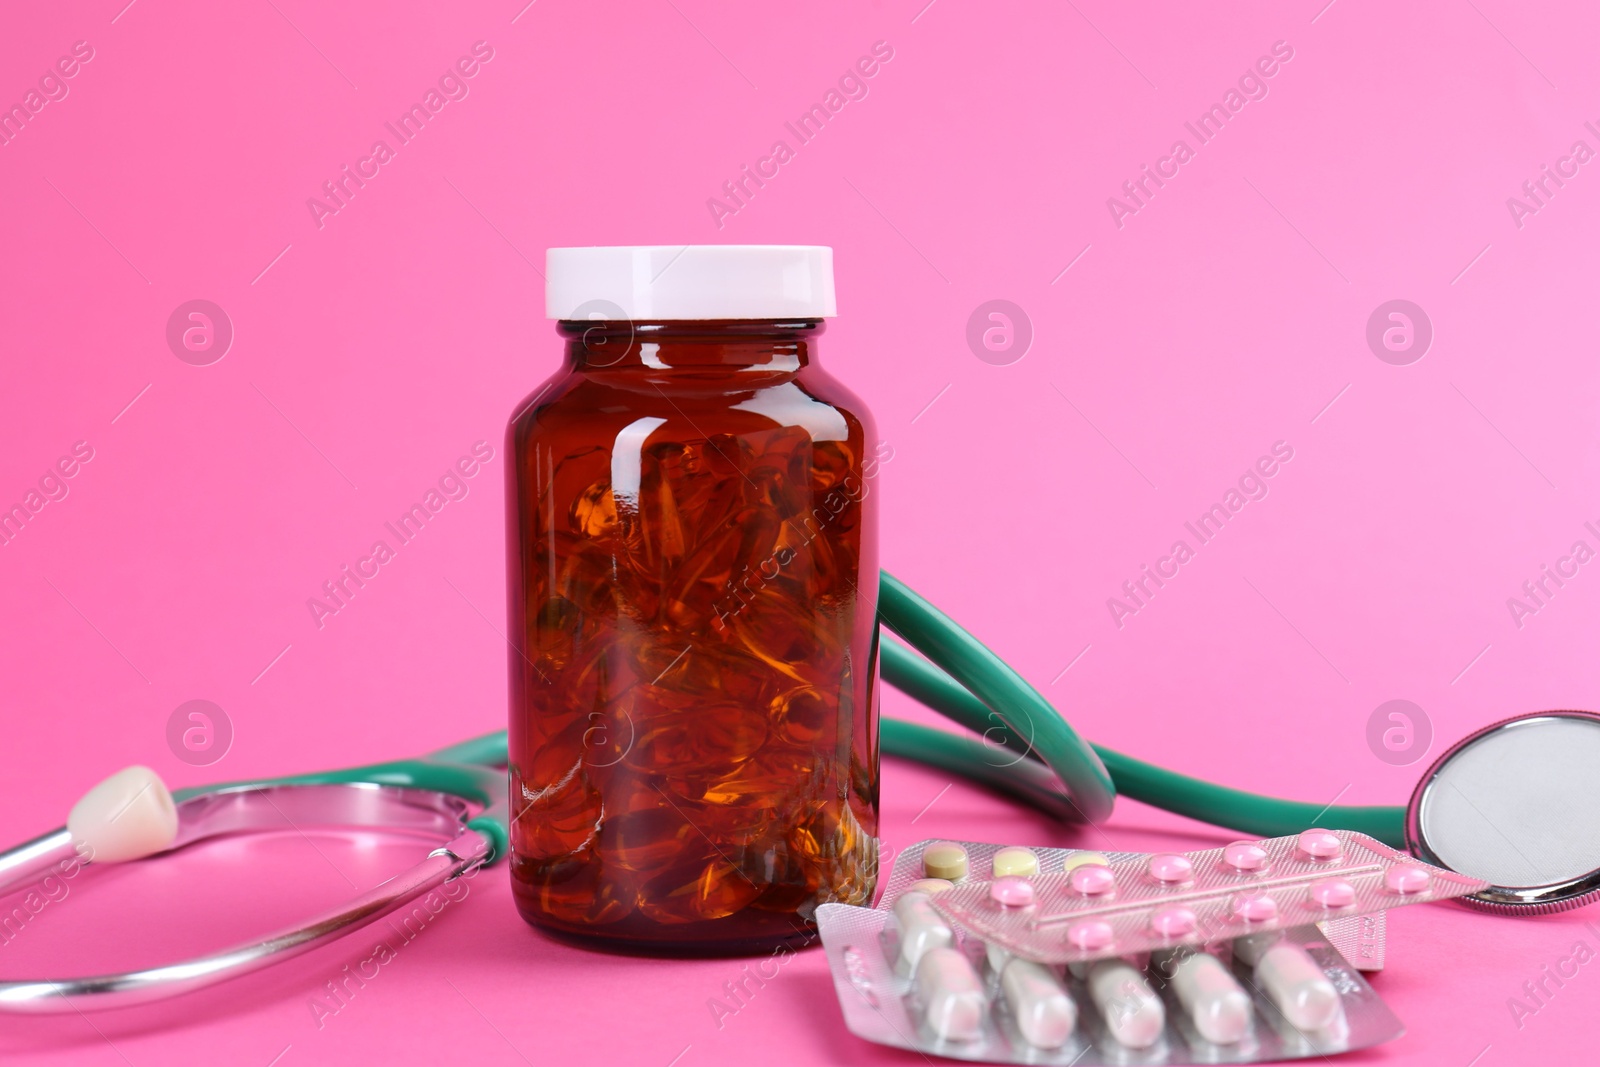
[1, 571, 1596, 1013]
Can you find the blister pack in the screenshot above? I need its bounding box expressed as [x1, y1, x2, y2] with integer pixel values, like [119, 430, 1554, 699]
[922, 830, 1484, 966]
[876, 838, 1391, 970]
[817, 903, 1403, 1064]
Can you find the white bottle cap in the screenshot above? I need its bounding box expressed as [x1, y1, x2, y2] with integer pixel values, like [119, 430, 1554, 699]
[546, 245, 836, 321]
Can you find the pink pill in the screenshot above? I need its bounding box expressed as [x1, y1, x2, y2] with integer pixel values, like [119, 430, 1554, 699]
[1296, 829, 1343, 859]
[1384, 865, 1431, 894]
[1066, 920, 1114, 951]
[1223, 842, 1270, 872]
[1149, 906, 1197, 937]
[1232, 893, 1279, 923]
[1068, 864, 1116, 896]
[990, 876, 1036, 907]
[1147, 854, 1193, 884]
[1309, 879, 1356, 908]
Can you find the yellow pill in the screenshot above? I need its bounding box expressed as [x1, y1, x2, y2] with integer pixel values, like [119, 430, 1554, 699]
[922, 842, 970, 880]
[908, 878, 955, 895]
[1062, 851, 1109, 872]
[992, 846, 1040, 878]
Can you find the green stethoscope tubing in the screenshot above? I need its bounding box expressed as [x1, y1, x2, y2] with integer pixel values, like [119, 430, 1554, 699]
[876, 571, 1405, 847]
[877, 571, 1117, 824]
[178, 569, 1405, 861]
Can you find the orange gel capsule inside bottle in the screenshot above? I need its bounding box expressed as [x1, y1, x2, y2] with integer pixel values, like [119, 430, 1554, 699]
[505, 247, 880, 953]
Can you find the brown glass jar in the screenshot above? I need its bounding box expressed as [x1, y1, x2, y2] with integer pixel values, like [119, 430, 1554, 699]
[505, 247, 880, 953]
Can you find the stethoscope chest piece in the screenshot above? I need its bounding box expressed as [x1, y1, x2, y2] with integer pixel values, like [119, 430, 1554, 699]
[1406, 709, 1600, 915]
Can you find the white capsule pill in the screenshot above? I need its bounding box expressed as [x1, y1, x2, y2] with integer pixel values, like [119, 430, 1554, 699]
[1170, 952, 1252, 1045]
[893, 891, 953, 976]
[1086, 960, 1165, 1049]
[992, 846, 1041, 878]
[923, 842, 969, 880]
[984, 938, 1013, 976]
[914, 947, 987, 1042]
[1000, 958, 1077, 1049]
[1230, 930, 1282, 967]
[1255, 943, 1343, 1032]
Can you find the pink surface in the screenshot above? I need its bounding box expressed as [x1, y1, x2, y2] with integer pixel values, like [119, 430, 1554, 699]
[2, 0, 1598, 1063]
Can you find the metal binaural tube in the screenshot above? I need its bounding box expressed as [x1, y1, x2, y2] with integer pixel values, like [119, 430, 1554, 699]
[0, 830, 81, 899]
[0, 784, 494, 1013]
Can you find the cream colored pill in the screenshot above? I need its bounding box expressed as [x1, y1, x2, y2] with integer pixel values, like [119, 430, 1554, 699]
[992, 846, 1040, 878]
[1171, 952, 1251, 1045]
[1255, 943, 1343, 1031]
[1000, 958, 1077, 1049]
[1062, 850, 1109, 872]
[893, 891, 954, 976]
[914, 947, 987, 1042]
[1086, 960, 1165, 1049]
[922, 842, 970, 881]
[908, 878, 955, 895]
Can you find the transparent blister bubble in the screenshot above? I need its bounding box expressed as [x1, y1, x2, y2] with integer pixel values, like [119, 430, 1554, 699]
[818, 902, 1404, 1065]
[876, 840, 1393, 972]
[925, 831, 1482, 966]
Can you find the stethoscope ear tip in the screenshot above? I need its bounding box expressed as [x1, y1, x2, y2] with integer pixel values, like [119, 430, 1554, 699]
[66, 765, 178, 865]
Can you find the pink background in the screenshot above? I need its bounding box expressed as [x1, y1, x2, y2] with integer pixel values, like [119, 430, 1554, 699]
[2, 0, 1598, 1063]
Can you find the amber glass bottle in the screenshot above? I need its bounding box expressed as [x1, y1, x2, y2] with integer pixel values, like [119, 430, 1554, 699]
[505, 247, 880, 953]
